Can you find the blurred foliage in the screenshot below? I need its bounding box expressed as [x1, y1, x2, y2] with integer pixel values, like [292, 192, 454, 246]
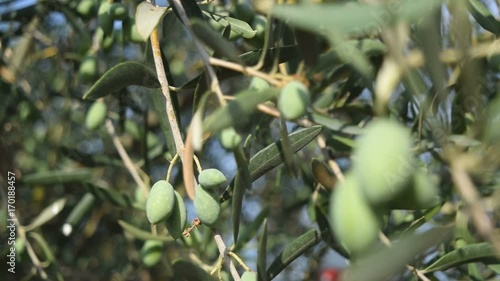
[0, 0, 499, 280]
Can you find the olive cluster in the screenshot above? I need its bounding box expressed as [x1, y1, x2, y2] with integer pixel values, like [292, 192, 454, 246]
[330, 119, 440, 256]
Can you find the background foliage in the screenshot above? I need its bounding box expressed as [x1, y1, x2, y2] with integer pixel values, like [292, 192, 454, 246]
[1, 0, 500, 280]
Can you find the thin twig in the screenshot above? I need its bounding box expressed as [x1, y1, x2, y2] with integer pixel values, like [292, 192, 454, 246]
[105, 119, 148, 197]
[145, 1, 185, 161]
[210, 57, 282, 86]
[228, 251, 252, 272]
[316, 135, 345, 182]
[450, 157, 500, 257]
[166, 154, 179, 182]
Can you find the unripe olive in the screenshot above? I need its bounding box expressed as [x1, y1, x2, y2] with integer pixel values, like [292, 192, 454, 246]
[124, 17, 145, 43]
[241, 271, 257, 281]
[278, 81, 310, 120]
[219, 127, 242, 150]
[85, 101, 107, 130]
[330, 174, 382, 256]
[165, 190, 187, 240]
[141, 240, 163, 267]
[234, 3, 255, 24]
[98, 1, 113, 36]
[198, 168, 227, 189]
[134, 187, 147, 209]
[110, 3, 128, 20]
[102, 33, 115, 51]
[79, 55, 98, 83]
[146, 180, 175, 224]
[249, 77, 270, 91]
[353, 119, 414, 205]
[388, 170, 441, 210]
[194, 184, 221, 227]
[76, 0, 96, 18]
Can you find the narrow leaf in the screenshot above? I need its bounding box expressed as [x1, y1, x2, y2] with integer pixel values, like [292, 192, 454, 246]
[118, 220, 174, 242]
[344, 227, 452, 281]
[311, 113, 363, 135]
[29, 232, 56, 263]
[266, 229, 322, 280]
[422, 242, 500, 273]
[203, 10, 256, 39]
[148, 90, 177, 156]
[258, 219, 268, 281]
[232, 147, 251, 243]
[82, 62, 159, 100]
[271, 0, 441, 38]
[220, 125, 323, 203]
[190, 18, 241, 63]
[172, 259, 217, 281]
[135, 2, 169, 40]
[85, 183, 135, 209]
[203, 87, 279, 134]
[467, 0, 500, 35]
[62, 193, 95, 236]
[21, 169, 93, 185]
[234, 206, 270, 251]
[25, 198, 67, 231]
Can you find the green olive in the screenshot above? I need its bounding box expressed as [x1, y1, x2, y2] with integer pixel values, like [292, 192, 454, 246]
[85, 101, 107, 130]
[482, 94, 500, 144]
[234, 2, 255, 24]
[102, 33, 115, 51]
[278, 81, 310, 120]
[110, 3, 128, 20]
[330, 174, 382, 256]
[79, 55, 98, 83]
[388, 170, 441, 210]
[141, 240, 163, 267]
[134, 187, 147, 209]
[353, 119, 414, 205]
[240, 271, 257, 281]
[249, 77, 270, 91]
[146, 180, 175, 224]
[219, 127, 242, 150]
[76, 0, 96, 18]
[198, 169, 227, 189]
[245, 15, 267, 47]
[194, 185, 221, 227]
[98, 1, 113, 36]
[165, 190, 187, 240]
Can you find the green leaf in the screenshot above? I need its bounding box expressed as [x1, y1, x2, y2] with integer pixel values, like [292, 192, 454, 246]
[118, 220, 174, 242]
[25, 198, 67, 232]
[172, 259, 217, 281]
[148, 90, 177, 156]
[239, 45, 299, 67]
[82, 62, 159, 100]
[220, 125, 323, 203]
[232, 147, 251, 244]
[422, 242, 500, 273]
[135, 2, 169, 40]
[85, 183, 135, 209]
[313, 39, 387, 73]
[203, 10, 256, 39]
[328, 32, 374, 81]
[266, 229, 322, 280]
[258, 218, 268, 281]
[203, 87, 279, 134]
[344, 227, 452, 281]
[62, 193, 95, 236]
[234, 206, 270, 251]
[466, 0, 500, 35]
[21, 169, 93, 185]
[311, 113, 363, 135]
[271, 0, 441, 37]
[171, 0, 204, 23]
[190, 18, 241, 63]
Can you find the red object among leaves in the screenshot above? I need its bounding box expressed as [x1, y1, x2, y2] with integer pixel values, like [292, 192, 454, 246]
[318, 268, 341, 281]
